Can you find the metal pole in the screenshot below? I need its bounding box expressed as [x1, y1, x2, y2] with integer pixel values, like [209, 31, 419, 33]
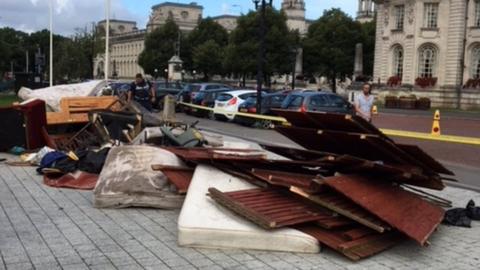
[457, 0, 469, 109]
[49, 0, 53, 86]
[105, 0, 110, 82]
[26, 50, 29, 73]
[256, 0, 266, 115]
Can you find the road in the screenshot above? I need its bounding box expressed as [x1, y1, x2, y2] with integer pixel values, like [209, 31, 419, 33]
[175, 112, 480, 191]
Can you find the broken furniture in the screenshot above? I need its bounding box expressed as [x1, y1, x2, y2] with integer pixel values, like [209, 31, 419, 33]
[0, 99, 47, 151]
[46, 96, 121, 125]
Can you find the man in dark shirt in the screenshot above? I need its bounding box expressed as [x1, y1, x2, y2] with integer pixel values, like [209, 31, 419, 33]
[127, 73, 156, 111]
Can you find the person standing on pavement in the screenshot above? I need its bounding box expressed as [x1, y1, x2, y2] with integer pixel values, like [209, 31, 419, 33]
[127, 73, 156, 111]
[355, 83, 374, 122]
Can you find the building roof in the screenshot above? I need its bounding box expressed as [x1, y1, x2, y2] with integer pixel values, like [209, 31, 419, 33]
[98, 19, 137, 25]
[152, 2, 203, 10]
[210, 15, 239, 20]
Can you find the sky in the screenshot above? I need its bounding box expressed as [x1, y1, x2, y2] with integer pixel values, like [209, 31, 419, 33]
[0, 0, 357, 36]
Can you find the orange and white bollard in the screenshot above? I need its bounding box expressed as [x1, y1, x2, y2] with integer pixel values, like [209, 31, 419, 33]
[431, 110, 441, 136]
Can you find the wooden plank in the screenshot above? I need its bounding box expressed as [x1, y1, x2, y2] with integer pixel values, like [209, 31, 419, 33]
[208, 187, 338, 229]
[290, 186, 390, 233]
[324, 175, 445, 246]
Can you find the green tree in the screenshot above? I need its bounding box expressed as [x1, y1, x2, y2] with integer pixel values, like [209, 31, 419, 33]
[138, 18, 181, 76]
[184, 18, 229, 72]
[303, 9, 362, 92]
[224, 8, 296, 86]
[192, 39, 224, 81]
[360, 19, 376, 77]
[0, 28, 29, 76]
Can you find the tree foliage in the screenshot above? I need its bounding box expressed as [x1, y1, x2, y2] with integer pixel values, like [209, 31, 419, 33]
[303, 9, 363, 92]
[0, 26, 102, 82]
[225, 8, 297, 85]
[183, 18, 229, 75]
[360, 19, 376, 77]
[138, 18, 181, 76]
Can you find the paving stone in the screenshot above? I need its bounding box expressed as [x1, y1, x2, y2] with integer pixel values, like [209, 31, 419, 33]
[5, 262, 34, 270]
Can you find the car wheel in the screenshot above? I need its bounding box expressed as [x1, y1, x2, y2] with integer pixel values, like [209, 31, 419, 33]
[207, 111, 215, 120]
[259, 119, 273, 129]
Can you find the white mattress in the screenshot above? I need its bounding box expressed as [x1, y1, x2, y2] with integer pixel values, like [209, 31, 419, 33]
[177, 164, 320, 253]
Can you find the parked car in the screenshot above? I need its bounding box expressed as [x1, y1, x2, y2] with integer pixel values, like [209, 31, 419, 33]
[281, 92, 354, 114]
[152, 81, 185, 108]
[213, 90, 257, 120]
[190, 88, 233, 118]
[177, 83, 232, 113]
[234, 93, 288, 127]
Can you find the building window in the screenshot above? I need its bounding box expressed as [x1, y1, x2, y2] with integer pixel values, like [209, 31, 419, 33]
[392, 45, 404, 78]
[423, 3, 439, 28]
[418, 45, 437, 78]
[475, 1, 480, 27]
[394, 5, 405, 30]
[471, 46, 480, 79]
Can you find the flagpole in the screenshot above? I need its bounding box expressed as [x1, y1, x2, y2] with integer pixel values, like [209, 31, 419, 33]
[49, 0, 53, 87]
[105, 0, 110, 82]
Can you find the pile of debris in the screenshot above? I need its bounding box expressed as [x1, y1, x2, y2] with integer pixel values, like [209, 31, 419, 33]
[149, 110, 456, 260]
[1, 84, 463, 261]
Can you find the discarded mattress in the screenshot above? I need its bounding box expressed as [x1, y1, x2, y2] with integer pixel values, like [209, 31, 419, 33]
[93, 145, 185, 209]
[177, 164, 320, 253]
[18, 80, 106, 111]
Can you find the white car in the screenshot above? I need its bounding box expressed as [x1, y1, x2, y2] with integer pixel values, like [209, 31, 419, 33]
[213, 90, 257, 120]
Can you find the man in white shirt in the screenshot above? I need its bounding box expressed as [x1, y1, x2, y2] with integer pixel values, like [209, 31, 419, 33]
[355, 83, 374, 122]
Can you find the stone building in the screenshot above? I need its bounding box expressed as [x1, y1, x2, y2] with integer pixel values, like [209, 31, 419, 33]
[373, 0, 480, 108]
[357, 0, 376, 23]
[94, 0, 314, 80]
[147, 2, 203, 32]
[212, 15, 239, 33]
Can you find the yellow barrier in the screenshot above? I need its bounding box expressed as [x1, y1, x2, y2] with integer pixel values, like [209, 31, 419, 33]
[179, 102, 288, 122]
[380, 129, 480, 146]
[178, 102, 480, 145]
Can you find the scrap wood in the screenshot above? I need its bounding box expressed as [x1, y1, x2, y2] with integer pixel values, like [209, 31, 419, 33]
[326, 155, 445, 190]
[396, 144, 454, 175]
[250, 168, 324, 193]
[208, 187, 338, 229]
[290, 186, 391, 233]
[272, 109, 389, 140]
[151, 165, 194, 194]
[324, 175, 445, 246]
[296, 225, 404, 261]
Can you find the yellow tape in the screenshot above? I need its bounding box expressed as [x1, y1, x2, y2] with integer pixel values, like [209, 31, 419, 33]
[179, 102, 480, 145]
[179, 102, 288, 122]
[380, 128, 480, 146]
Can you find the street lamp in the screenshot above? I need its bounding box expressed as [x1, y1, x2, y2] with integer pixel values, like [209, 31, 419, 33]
[291, 47, 298, 90]
[154, 68, 158, 80]
[193, 70, 197, 81]
[164, 68, 169, 86]
[252, 0, 273, 114]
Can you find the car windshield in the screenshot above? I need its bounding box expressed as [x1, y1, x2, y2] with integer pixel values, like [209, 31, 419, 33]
[283, 95, 304, 109]
[186, 84, 202, 92]
[217, 93, 233, 101]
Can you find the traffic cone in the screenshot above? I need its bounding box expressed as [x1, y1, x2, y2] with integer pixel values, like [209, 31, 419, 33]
[372, 105, 378, 115]
[431, 110, 441, 136]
